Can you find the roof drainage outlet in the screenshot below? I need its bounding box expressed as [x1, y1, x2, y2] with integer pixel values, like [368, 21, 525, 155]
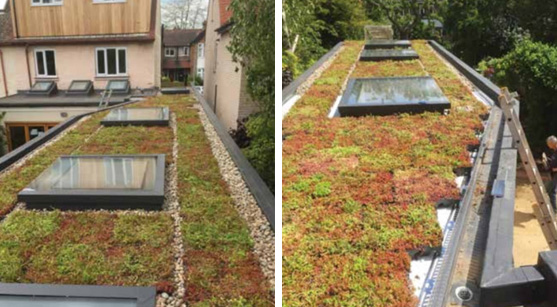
[455, 286, 473, 301]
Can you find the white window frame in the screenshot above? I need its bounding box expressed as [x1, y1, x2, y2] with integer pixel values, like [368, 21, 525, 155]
[92, 0, 126, 3]
[165, 48, 176, 57]
[178, 47, 189, 57]
[198, 43, 204, 59]
[95, 47, 128, 77]
[34, 49, 57, 78]
[31, 0, 63, 7]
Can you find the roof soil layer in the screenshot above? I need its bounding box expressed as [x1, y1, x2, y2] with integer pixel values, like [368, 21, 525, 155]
[282, 40, 487, 306]
[0, 95, 272, 305]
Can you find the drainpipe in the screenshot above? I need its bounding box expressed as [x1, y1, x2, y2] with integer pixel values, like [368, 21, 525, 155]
[0, 50, 8, 96]
[24, 44, 31, 88]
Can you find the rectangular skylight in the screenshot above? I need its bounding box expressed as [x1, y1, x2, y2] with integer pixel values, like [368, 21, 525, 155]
[66, 80, 94, 94]
[360, 49, 419, 61]
[101, 107, 170, 126]
[338, 76, 451, 117]
[106, 80, 130, 94]
[364, 40, 412, 49]
[0, 283, 155, 307]
[28, 81, 57, 96]
[18, 154, 165, 211]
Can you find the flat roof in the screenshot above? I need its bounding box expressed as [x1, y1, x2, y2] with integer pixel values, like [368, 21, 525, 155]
[282, 40, 488, 305]
[0, 91, 130, 107]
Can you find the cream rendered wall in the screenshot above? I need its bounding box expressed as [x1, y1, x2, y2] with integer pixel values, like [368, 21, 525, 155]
[26, 43, 157, 90]
[204, 0, 243, 130]
[0, 107, 95, 124]
[0, 46, 31, 98]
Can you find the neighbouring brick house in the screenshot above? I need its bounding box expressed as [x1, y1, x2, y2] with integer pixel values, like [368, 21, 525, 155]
[204, 0, 259, 130]
[162, 28, 202, 83]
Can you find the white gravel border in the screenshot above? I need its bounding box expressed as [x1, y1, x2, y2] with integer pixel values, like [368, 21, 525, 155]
[194, 104, 275, 288]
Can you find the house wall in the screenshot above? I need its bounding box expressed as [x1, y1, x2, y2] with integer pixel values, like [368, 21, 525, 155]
[0, 46, 30, 98]
[204, 0, 242, 130]
[13, 0, 152, 37]
[26, 43, 157, 90]
[0, 107, 94, 123]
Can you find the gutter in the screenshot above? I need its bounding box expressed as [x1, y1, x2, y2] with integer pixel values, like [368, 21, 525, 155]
[24, 44, 31, 88]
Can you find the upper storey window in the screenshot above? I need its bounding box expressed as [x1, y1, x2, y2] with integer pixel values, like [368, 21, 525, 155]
[92, 0, 127, 3]
[31, 0, 63, 6]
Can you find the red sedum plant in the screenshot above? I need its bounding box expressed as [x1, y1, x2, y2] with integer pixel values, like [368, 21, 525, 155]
[282, 40, 488, 306]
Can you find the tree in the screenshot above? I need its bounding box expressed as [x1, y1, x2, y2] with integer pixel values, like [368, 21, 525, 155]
[162, 0, 207, 29]
[228, 0, 275, 191]
[364, 0, 446, 39]
[479, 39, 557, 153]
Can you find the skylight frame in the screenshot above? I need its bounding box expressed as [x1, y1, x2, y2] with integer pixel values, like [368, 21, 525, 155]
[106, 79, 130, 94]
[364, 39, 412, 50]
[0, 283, 155, 307]
[337, 76, 451, 117]
[101, 107, 170, 127]
[65, 80, 94, 96]
[360, 49, 419, 61]
[18, 154, 166, 211]
[27, 81, 57, 96]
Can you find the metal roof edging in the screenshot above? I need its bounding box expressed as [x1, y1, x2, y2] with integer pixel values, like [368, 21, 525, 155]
[191, 87, 275, 230]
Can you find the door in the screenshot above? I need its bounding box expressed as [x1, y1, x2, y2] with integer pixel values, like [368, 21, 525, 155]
[6, 123, 59, 152]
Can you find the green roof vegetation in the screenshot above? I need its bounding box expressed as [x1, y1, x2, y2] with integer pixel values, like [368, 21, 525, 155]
[282, 40, 487, 306]
[0, 95, 272, 306]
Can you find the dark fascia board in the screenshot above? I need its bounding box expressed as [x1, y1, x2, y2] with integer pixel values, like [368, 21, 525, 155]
[191, 87, 275, 230]
[101, 107, 170, 127]
[0, 100, 137, 172]
[18, 154, 166, 211]
[359, 49, 419, 61]
[0, 283, 156, 307]
[338, 77, 450, 117]
[428, 40, 501, 104]
[282, 41, 344, 105]
[160, 87, 190, 95]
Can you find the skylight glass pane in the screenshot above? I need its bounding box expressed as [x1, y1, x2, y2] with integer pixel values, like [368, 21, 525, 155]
[344, 77, 448, 106]
[69, 81, 90, 91]
[104, 108, 168, 121]
[31, 81, 53, 91]
[0, 296, 136, 307]
[25, 156, 157, 191]
[107, 80, 128, 90]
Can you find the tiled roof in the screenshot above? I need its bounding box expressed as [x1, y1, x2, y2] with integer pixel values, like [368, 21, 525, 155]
[219, 0, 232, 25]
[0, 2, 13, 42]
[163, 29, 202, 47]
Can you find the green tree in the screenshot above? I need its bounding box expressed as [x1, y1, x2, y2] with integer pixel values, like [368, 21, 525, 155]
[479, 39, 557, 153]
[509, 0, 557, 44]
[228, 0, 275, 191]
[364, 0, 446, 39]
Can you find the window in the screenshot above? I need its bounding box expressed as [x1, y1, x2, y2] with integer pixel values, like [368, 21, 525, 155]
[165, 48, 176, 57]
[197, 68, 204, 79]
[96, 48, 127, 76]
[6, 123, 58, 152]
[34, 49, 56, 77]
[198, 43, 204, 58]
[178, 47, 189, 57]
[31, 0, 62, 6]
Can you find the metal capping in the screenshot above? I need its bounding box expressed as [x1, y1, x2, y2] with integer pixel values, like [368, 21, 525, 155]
[282, 41, 344, 105]
[424, 40, 507, 306]
[191, 87, 275, 230]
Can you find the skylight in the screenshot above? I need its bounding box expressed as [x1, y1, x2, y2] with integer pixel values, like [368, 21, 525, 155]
[0, 0, 7, 11]
[18, 154, 165, 211]
[28, 81, 57, 96]
[66, 80, 94, 96]
[106, 80, 130, 94]
[338, 76, 451, 116]
[360, 49, 419, 61]
[365, 39, 412, 49]
[101, 107, 170, 126]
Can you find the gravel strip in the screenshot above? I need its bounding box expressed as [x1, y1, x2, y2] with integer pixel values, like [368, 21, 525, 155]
[157, 113, 187, 307]
[295, 46, 345, 98]
[194, 104, 275, 288]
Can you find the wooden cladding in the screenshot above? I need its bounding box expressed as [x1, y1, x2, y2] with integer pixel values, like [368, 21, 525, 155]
[13, 0, 153, 37]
